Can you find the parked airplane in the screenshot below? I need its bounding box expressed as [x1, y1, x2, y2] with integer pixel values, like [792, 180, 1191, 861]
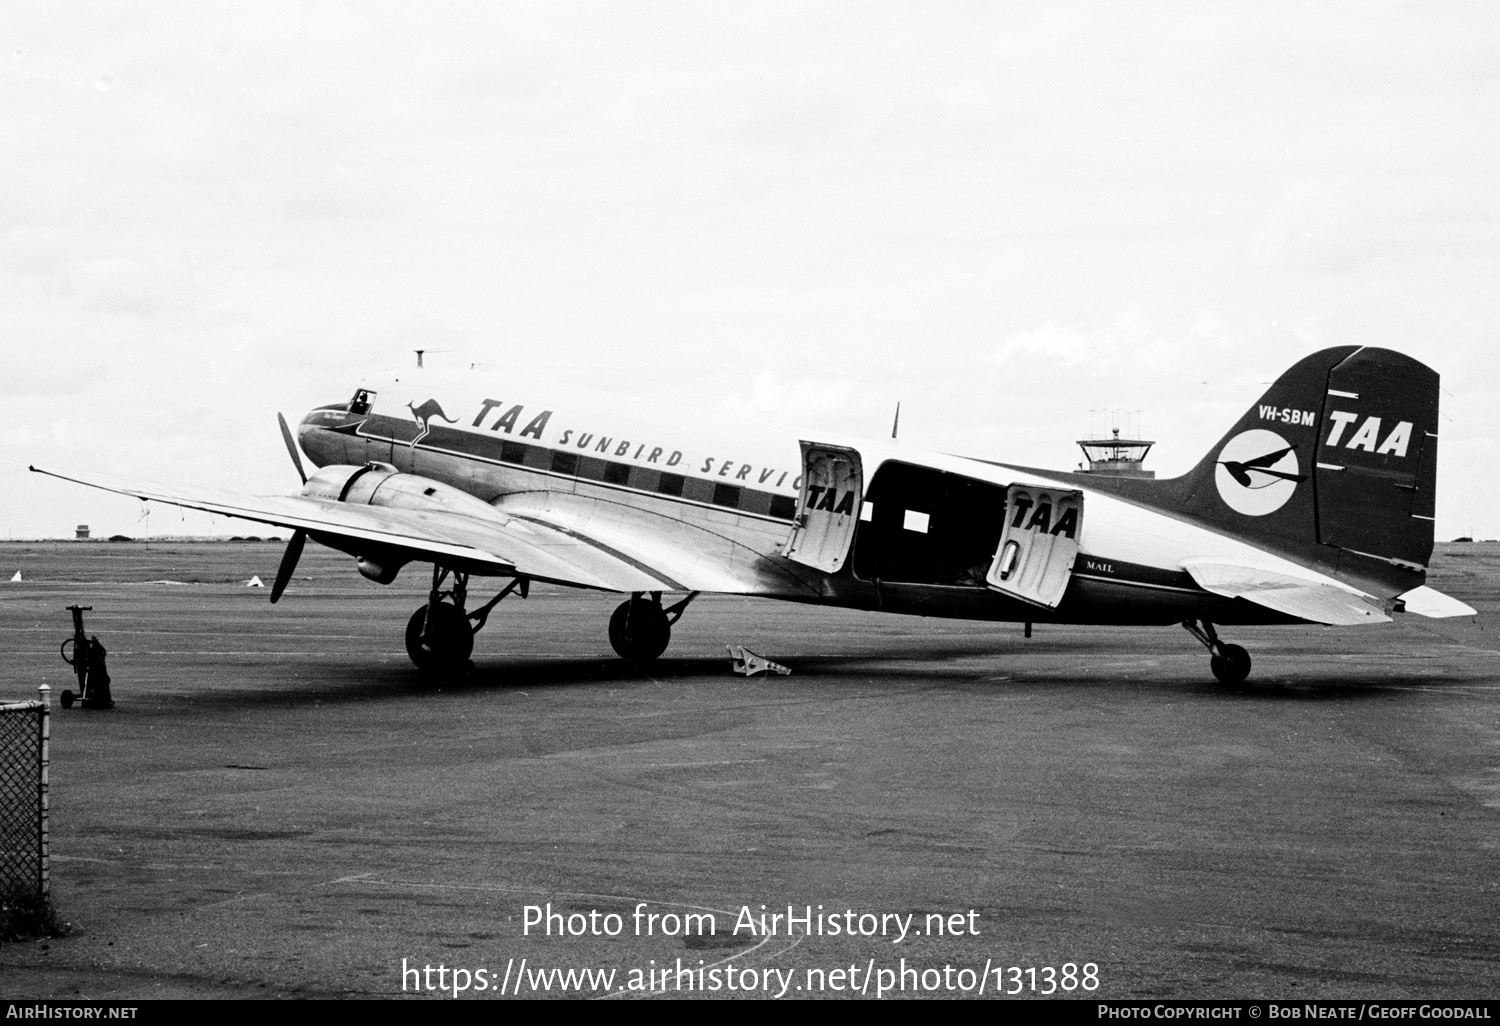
[32, 345, 1474, 684]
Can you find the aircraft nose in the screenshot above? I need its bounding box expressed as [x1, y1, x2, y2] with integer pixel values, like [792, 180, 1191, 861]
[296, 404, 349, 453]
[291, 404, 349, 476]
[298, 409, 321, 447]
[300, 403, 346, 428]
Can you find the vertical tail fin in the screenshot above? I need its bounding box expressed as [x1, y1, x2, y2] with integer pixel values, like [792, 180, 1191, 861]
[1173, 346, 1438, 579]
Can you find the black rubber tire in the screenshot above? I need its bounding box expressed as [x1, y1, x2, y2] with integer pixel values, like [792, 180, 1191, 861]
[60, 690, 75, 709]
[608, 598, 671, 664]
[1210, 643, 1252, 685]
[405, 603, 474, 671]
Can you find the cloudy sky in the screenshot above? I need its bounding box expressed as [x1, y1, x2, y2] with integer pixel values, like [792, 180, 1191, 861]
[3, 2, 1498, 540]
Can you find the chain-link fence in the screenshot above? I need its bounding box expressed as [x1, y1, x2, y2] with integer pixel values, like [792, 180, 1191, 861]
[0, 691, 49, 926]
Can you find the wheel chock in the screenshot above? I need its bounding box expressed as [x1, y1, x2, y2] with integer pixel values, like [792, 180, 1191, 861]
[726, 645, 790, 677]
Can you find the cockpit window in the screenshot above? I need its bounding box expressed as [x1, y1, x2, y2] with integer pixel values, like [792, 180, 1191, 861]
[349, 389, 375, 416]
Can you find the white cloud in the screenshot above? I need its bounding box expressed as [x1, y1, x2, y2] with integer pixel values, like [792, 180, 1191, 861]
[1249, 180, 1500, 273]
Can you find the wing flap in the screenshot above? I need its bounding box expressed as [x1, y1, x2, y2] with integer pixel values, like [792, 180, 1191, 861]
[1182, 558, 1391, 626]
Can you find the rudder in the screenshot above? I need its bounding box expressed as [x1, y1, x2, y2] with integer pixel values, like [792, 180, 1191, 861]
[1313, 347, 1437, 568]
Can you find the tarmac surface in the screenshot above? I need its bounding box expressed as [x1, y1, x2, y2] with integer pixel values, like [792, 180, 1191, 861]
[0, 539, 1498, 1000]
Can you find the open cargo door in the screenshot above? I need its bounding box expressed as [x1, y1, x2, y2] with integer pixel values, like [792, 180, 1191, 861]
[781, 442, 863, 573]
[985, 485, 1082, 608]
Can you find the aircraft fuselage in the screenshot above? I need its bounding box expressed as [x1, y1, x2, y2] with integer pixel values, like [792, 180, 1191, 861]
[295, 370, 1324, 627]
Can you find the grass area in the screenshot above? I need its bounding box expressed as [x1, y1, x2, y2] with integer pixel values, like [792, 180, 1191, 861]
[0, 894, 66, 944]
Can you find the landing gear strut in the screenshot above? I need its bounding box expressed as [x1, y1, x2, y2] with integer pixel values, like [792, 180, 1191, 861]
[1182, 619, 1252, 685]
[609, 592, 697, 665]
[405, 566, 528, 672]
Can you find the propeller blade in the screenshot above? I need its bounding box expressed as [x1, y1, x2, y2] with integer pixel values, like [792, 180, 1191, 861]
[278, 412, 308, 485]
[270, 530, 306, 604]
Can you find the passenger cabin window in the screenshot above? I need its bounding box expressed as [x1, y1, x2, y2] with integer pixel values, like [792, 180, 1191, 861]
[349, 389, 375, 416]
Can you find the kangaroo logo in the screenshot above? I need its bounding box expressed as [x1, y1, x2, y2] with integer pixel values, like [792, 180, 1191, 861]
[407, 399, 458, 448]
[1214, 428, 1308, 516]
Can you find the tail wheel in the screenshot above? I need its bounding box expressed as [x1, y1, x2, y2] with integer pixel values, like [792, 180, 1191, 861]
[608, 597, 671, 664]
[1210, 643, 1252, 685]
[405, 602, 474, 671]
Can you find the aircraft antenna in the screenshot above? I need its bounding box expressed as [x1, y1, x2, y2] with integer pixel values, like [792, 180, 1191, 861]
[891, 401, 901, 440]
[413, 348, 455, 369]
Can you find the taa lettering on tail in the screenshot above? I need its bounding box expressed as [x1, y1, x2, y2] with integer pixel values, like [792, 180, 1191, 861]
[1323, 412, 1413, 457]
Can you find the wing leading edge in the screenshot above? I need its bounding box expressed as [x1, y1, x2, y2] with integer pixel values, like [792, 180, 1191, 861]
[28, 465, 674, 592]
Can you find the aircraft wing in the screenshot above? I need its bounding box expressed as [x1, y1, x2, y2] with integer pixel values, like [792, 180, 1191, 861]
[489, 491, 821, 595]
[1180, 558, 1392, 626]
[28, 465, 679, 592]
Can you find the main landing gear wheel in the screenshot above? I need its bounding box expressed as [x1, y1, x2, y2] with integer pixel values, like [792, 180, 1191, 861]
[609, 596, 671, 665]
[1183, 620, 1253, 686]
[1210, 643, 1252, 686]
[400, 564, 529, 673]
[406, 602, 473, 671]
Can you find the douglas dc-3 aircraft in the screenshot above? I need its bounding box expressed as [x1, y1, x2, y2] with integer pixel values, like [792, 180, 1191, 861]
[32, 345, 1475, 684]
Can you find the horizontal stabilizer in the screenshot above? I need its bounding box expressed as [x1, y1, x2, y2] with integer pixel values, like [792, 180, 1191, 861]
[1396, 585, 1476, 618]
[1182, 559, 1390, 626]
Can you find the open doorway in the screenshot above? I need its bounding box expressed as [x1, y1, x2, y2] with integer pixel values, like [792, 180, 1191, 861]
[852, 461, 1008, 586]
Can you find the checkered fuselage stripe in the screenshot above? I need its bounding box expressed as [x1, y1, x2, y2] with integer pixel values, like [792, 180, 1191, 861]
[356, 415, 799, 523]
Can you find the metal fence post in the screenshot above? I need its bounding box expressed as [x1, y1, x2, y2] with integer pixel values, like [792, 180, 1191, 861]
[37, 684, 50, 901]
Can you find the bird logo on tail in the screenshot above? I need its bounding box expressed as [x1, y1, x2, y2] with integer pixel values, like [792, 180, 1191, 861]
[1214, 429, 1307, 516]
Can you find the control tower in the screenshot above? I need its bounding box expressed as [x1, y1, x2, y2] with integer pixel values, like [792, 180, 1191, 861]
[1076, 427, 1155, 479]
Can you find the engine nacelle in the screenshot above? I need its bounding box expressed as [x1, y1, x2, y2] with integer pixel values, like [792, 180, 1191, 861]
[301, 464, 379, 502]
[356, 554, 403, 584]
[301, 463, 506, 522]
[299, 463, 507, 583]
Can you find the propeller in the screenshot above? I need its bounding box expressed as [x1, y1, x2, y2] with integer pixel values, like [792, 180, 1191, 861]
[278, 412, 308, 485]
[269, 529, 305, 604]
[272, 412, 309, 604]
